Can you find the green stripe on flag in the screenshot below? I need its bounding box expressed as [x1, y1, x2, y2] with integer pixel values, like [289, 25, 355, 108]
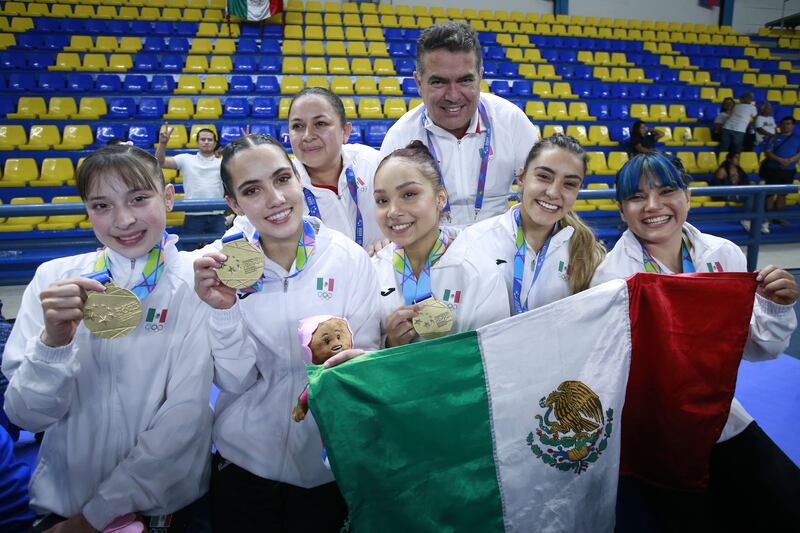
[308, 331, 504, 532]
[227, 0, 247, 19]
[146, 308, 155, 322]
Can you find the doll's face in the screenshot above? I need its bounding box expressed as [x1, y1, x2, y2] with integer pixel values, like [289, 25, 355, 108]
[308, 318, 353, 365]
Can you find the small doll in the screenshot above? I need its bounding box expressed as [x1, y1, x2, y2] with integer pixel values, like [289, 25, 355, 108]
[292, 315, 354, 422]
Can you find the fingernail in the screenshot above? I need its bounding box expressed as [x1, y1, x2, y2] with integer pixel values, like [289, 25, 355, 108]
[756, 274, 764, 281]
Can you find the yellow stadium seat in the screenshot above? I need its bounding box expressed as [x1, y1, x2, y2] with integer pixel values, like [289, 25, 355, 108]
[282, 40, 302, 56]
[118, 7, 140, 21]
[107, 54, 133, 72]
[676, 152, 700, 174]
[586, 152, 611, 175]
[303, 41, 324, 55]
[42, 97, 78, 120]
[378, 78, 402, 95]
[214, 39, 236, 55]
[8, 97, 47, 119]
[161, 8, 180, 21]
[39, 166, 76, 189]
[611, 53, 633, 67]
[77, 54, 108, 72]
[2, 159, 37, 185]
[217, 23, 240, 38]
[361, 14, 380, 27]
[347, 42, 368, 56]
[345, 27, 365, 42]
[367, 42, 389, 57]
[75, 97, 107, 120]
[281, 75, 304, 94]
[325, 26, 344, 40]
[189, 38, 213, 55]
[566, 125, 591, 145]
[196, 22, 218, 37]
[739, 152, 760, 174]
[537, 64, 559, 80]
[588, 125, 618, 146]
[693, 127, 717, 147]
[163, 97, 194, 120]
[518, 64, 537, 79]
[606, 152, 629, 173]
[355, 77, 377, 95]
[358, 97, 383, 118]
[339, 97, 356, 119]
[305, 57, 327, 74]
[0, 125, 26, 150]
[330, 76, 353, 95]
[546, 101, 569, 121]
[96, 6, 118, 19]
[49, 53, 81, 71]
[630, 104, 649, 120]
[95, 36, 119, 53]
[553, 82, 578, 100]
[202, 75, 228, 94]
[9, 17, 33, 32]
[0, 197, 46, 231]
[208, 56, 232, 73]
[284, 25, 303, 40]
[19, 125, 60, 150]
[50, 5, 72, 17]
[328, 58, 350, 75]
[374, 58, 396, 75]
[523, 49, 544, 63]
[161, 124, 188, 149]
[480, 80, 490, 93]
[525, 101, 547, 121]
[593, 67, 611, 81]
[383, 98, 407, 119]
[696, 152, 718, 173]
[194, 97, 222, 119]
[186, 125, 218, 149]
[654, 126, 673, 144]
[306, 76, 329, 90]
[532, 81, 552, 98]
[278, 97, 291, 120]
[542, 125, 565, 137]
[351, 58, 373, 75]
[174, 75, 202, 94]
[365, 28, 385, 41]
[65, 35, 93, 52]
[649, 104, 668, 121]
[283, 57, 304, 74]
[668, 127, 703, 146]
[325, 40, 346, 55]
[568, 102, 594, 121]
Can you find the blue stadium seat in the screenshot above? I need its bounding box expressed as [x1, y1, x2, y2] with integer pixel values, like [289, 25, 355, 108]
[490, 80, 510, 96]
[252, 97, 277, 118]
[401, 78, 419, 96]
[682, 86, 700, 100]
[593, 39, 611, 51]
[589, 102, 610, 121]
[388, 43, 409, 57]
[0, 52, 24, 70]
[260, 40, 280, 54]
[150, 75, 175, 93]
[174, 23, 198, 37]
[512, 80, 532, 97]
[385, 28, 403, 41]
[167, 38, 190, 53]
[108, 97, 136, 119]
[483, 61, 499, 77]
[130, 21, 153, 35]
[684, 103, 704, 121]
[0, 77, 5, 90]
[137, 97, 165, 118]
[610, 84, 630, 99]
[572, 81, 592, 99]
[223, 98, 249, 118]
[591, 83, 612, 98]
[66, 73, 93, 92]
[665, 86, 683, 100]
[481, 33, 498, 45]
[395, 60, 414, 75]
[658, 70, 678, 83]
[128, 125, 157, 148]
[276, 125, 291, 147]
[16, 34, 42, 49]
[83, 20, 106, 35]
[0, 96, 14, 116]
[230, 75, 254, 93]
[485, 46, 506, 61]
[7, 73, 34, 92]
[253, 124, 278, 140]
[405, 29, 421, 41]
[37, 18, 60, 33]
[95, 125, 127, 147]
[61, 19, 86, 34]
[38, 73, 66, 92]
[241, 25, 262, 38]
[562, 37, 580, 49]
[234, 56, 257, 72]
[42, 35, 69, 50]
[259, 56, 281, 73]
[96, 75, 121, 93]
[154, 22, 176, 36]
[541, 49, 559, 63]
[498, 62, 518, 78]
[365, 123, 390, 147]
[26, 52, 53, 70]
[573, 65, 593, 80]
[123, 75, 148, 93]
[560, 50, 578, 63]
[609, 125, 631, 144]
[143, 38, 166, 53]
[628, 84, 649, 100]
[610, 102, 630, 120]
[220, 124, 245, 146]
[133, 54, 158, 71]
[238, 39, 258, 53]
[160, 55, 183, 72]
[348, 126, 364, 144]
[255, 76, 279, 94]
[106, 20, 130, 35]
[649, 84, 667, 100]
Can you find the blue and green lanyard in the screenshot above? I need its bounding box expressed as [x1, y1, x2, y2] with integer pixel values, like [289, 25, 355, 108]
[223, 219, 317, 293]
[640, 237, 696, 274]
[512, 207, 555, 315]
[302, 166, 363, 246]
[83, 231, 168, 299]
[392, 229, 449, 305]
[422, 101, 492, 217]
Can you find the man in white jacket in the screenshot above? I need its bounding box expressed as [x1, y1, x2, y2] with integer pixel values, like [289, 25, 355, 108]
[379, 21, 539, 227]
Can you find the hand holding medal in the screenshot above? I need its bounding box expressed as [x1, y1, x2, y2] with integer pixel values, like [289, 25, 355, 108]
[411, 297, 454, 340]
[39, 277, 109, 347]
[193, 251, 239, 310]
[216, 235, 265, 289]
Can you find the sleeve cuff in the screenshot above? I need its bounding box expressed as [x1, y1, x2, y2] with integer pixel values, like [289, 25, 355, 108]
[755, 292, 795, 316]
[33, 337, 76, 364]
[211, 303, 243, 327]
[83, 497, 116, 531]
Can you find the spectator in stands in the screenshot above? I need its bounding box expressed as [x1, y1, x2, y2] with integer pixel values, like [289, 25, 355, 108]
[628, 120, 664, 156]
[754, 102, 777, 147]
[379, 21, 540, 227]
[712, 97, 736, 141]
[713, 151, 747, 188]
[287, 87, 388, 254]
[760, 115, 800, 229]
[719, 92, 758, 154]
[156, 125, 225, 249]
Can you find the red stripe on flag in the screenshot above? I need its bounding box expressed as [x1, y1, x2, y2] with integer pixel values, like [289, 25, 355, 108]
[269, 0, 282, 16]
[328, 278, 334, 291]
[159, 309, 168, 323]
[622, 272, 756, 490]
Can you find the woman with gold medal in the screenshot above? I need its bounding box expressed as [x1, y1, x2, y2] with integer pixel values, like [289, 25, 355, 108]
[2, 146, 213, 532]
[371, 141, 510, 347]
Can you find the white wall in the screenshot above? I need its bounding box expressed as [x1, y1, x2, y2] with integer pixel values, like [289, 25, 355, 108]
[569, 0, 718, 26]
[733, 0, 800, 35]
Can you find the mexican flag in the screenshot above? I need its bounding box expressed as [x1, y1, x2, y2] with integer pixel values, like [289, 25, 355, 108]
[308, 273, 756, 532]
[227, 0, 282, 21]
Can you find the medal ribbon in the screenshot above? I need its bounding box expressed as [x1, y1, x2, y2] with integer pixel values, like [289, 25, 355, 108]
[83, 231, 168, 300]
[640, 238, 695, 274]
[421, 101, 492, 217]
[227, 219, 317, 293]
[392, 229, 449, 305]
[512, 206, 554, 315]
[302, 167, 363, 246]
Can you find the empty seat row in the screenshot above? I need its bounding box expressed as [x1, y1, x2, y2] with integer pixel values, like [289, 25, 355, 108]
[0, 17, 213, 37]
[0, 3, 224, 22]
[0, 124, 93, 151]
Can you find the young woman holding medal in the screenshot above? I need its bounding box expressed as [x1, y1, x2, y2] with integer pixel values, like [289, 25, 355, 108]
[591, 151, 799, 531]
[288, 87, 388, 254]
[371, 140, 509, 347]
[192, 134, 381, 531]
[455, 134, 606, 315]
[2, 145, 213, 532]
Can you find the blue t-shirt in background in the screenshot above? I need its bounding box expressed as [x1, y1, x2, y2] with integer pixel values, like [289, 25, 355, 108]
[764, 133, 800, 171]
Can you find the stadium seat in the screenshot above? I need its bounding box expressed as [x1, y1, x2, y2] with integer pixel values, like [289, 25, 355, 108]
[161, 124, 188, 149]
[358, 97, 383, 118]
[128, 125, 157, 148]
[281, 75, 304, 94]
[355, 78, 378, 94]
[95, 74, 121, 92]
[150, 75, 175, 93]
[184, 56, 209, 73]
[255, 76, 279, 94]
[0, 197, 46, 231]
[75, 97, 107, 120]
[365, 122, 389, 146]
[252, 97, 278, 118]
[203, 75, 229, 94]
[2, 159, 37, 186]
[94, 124, 126, 146]
[43, 97, 78, 120]
[163, 98, 194, 120]
[174, 75, 202, 94]
[19, 125, 60, 150]
[223, 97, 249, 118]
[8, 97, 46, 119]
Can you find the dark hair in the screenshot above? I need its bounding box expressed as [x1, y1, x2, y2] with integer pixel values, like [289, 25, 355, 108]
[288, 87, 347, 128]
[105, 137, 127, 146]
[630, 120, 647, 142]
[780, 115, 796, 125]
[615, 151, 689, 203]
[196, 128, 217, 142]
[219, 133, 296, 197]
[738, 92, 754, 104]
[720, 97, 735, 111]
[415, 21, 482, 76]
[77, 145, 164, 200]
[375, 140, 443, 191]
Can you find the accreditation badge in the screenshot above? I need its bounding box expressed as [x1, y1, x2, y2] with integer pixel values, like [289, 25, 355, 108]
[412, 297, 454, 339]
[83, 283, 143, 339]
[217, 237, 265, 289]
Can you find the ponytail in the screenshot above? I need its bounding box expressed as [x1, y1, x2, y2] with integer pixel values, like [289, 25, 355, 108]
[559, 211, 606, 294]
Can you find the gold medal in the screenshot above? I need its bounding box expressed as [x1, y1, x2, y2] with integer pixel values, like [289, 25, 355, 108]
[83, 283, 143, 340]
[217, 238, 265, 289]
[412, 297, 454, 339]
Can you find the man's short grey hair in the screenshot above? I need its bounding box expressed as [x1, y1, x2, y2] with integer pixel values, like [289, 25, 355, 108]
[415, 21, 483, 76]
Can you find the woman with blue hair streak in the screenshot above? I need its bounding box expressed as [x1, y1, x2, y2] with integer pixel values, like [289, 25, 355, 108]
[592, 151, 799, 531]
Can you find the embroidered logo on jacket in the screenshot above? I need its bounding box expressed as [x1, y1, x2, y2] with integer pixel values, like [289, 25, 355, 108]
[558, 261, 571, 280]
[356, 175, 368, 193]
[317, 277, 335, 300]
[442, 288, 461, 310]
[706, 261, 724, 272]
[144, 308, 168, 332]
